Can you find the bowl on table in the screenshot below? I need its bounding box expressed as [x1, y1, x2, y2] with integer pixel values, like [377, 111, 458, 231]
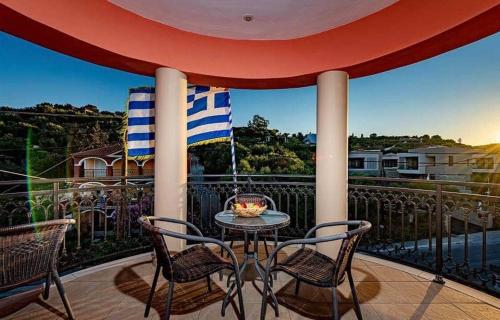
[231, 195, 268, 217]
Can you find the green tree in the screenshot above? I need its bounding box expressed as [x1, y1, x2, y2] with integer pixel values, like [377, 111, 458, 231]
[247, 115, 269, 131]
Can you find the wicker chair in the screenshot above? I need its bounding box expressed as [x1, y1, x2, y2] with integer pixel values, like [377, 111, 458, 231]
[138, 216, 245, 320]
[260, 220, 372, 320]
[0, 219, 76, 320]
[221, 193, 278, 258]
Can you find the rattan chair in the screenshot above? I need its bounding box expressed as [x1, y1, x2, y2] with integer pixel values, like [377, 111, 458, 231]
[0, 219, 76, 320]
[260, 220, 372, 320]
[138, 216, 245, 320]
[221, 193, 278, 258]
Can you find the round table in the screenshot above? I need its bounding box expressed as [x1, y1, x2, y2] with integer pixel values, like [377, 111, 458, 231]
[215, 210, 289, 313]
[214, 209, 290, 232]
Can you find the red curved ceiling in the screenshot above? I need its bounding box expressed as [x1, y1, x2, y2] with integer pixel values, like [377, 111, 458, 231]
[0, 0, 499, 89]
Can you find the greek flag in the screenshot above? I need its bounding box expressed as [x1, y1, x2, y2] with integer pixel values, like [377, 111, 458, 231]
[187, 86, 232, 146]
[127, 87, 155, 160]
[126, 86, 234, 162]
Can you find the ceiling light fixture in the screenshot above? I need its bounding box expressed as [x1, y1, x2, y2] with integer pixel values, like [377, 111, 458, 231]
[243, 14, 254, 22]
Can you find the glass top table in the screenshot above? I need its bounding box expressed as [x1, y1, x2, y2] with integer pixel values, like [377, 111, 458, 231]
[214, 210, 290, 232]
[215, 210, 289, 315]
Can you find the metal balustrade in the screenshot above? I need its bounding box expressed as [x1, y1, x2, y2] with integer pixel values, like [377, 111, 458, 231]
[0, 175, 498, 296]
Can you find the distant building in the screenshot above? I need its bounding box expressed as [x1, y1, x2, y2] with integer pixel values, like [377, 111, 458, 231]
[346, 145, 500, 182]
[348, 150, 382, 176]
[303, 133, 316, 145]
[71, 144, 201, 178]
[381, 153, 399, 177]
[397, 146, 499, 183]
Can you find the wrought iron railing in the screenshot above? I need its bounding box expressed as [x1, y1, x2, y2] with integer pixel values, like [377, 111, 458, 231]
[187, 174, 316, 240]
[347, 176, 499, 296]
[82, 169, 107, 177]
[0, 175, 498, 296]
[0, 176, 154, 271]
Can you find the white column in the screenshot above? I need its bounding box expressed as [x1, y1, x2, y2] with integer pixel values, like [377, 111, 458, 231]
[316, 70, 349, 258]
[154, 67, 187, 252]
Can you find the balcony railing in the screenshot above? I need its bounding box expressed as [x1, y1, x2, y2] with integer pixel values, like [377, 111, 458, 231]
[82, 169, 107, 177]
[0, 175, 498, 296]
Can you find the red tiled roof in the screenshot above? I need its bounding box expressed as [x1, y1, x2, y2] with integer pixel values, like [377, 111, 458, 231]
[72, 144, 122, 158]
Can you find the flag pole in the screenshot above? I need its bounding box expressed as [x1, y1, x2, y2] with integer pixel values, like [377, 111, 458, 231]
[122, 96, 129, 181]
[229, 113, 238, 195]
[118, 96, 129, 239]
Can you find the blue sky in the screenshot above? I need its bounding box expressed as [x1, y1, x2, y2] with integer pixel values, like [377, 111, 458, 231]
[0, 31, 498, 145]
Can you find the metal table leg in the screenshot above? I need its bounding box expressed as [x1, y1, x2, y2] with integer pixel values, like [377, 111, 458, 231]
[223, 231, 250, 315]
[252, 232, 280, 316]
[226, 231, 250, 285]
[223, 230, 280, 317]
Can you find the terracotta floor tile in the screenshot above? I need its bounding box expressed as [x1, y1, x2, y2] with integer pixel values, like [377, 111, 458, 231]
[287, 301, 380, 320]
[385, 281, 448, 304]
[370, 303, 424, 320]
[246, 302, 290, 320]
[435, 286, 482, 304]
[242, 281, 268, 303]
[454, 303, 500, 320]
[350, 265, 380, 282]
[3, 246, 498, 320]
[357, 258, 383, 266]
[367, 265, 420, 282]
[356, 281, 410, 304]
[340, 304, 382, 320]
[197, 300, 239, 320]
[420, 303, 473, 320]
[351, 258, 367, 267]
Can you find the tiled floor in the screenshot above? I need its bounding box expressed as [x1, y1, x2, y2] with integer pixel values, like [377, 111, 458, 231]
[2, 245, 499, 320]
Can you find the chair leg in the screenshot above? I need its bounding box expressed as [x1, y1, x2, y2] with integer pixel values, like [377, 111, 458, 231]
[207, 275, 212, 292]
[294, 279, 301, 295]
[220, 227, 225, 280]
[273, 228, 278, 280]
[164, 281, 175, 320]
[52, 270, 75, 320]
[332, 286, 339, 320]
[43, 273, 51, 300]
[259, 269, 272, 320]
[348, 271, 363, 320]
[220, 227, 225, 256]
[263, 237, 270, 258]
[227, 240, 234, 258]
[234, 271, 245, 320]
[145, 264, 161, 317]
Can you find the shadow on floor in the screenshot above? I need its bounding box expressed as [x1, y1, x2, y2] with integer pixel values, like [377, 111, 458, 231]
[275, 266, 380, 320]
[409, 283, 444, 320]
[114, 261, 226, 317]
[0, 287, 43, 318]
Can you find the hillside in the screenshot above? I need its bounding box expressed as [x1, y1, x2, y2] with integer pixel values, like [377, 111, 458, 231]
[349, 133, 471, 153]
[0, 103, 124, 179]
[0, 104, 474, 179]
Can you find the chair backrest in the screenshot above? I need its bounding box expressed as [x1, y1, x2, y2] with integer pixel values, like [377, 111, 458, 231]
[224, 193, 277, 211]
[138, 217, 174, 280]
[333, 220, 371, 284]
[0, 219, 75, 291]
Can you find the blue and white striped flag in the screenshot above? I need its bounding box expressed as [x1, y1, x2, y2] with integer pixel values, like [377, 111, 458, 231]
[126, 86, 235, 177]
[126, 87, 155, 160]
[187, 86, 232, 146]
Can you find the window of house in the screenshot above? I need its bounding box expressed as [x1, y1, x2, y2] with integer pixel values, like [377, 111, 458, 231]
[366, 157, 378, 170]
[476, 157, 494, 169]
[349, 158, 365, 169]
[448, 156, 454, 166]
[406, 157, 419, 170]
[383, 159, 398, 168]
[428, 156, 436, 166]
